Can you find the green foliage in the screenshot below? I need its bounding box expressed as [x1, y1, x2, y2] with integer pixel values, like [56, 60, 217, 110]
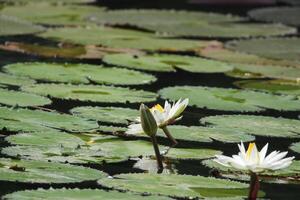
[3, 188, 171, 200]
[0, 15, 44, 36]
[0, 72, 35, 86]
[201, 115, 300, 138]
[0, 88, 51, 107]
[21, 83, 157, 103]
[103, 53, 233, 73]
[159, 86, 300, 112]
[0, 158, 106, 183]
[290, 142, 300, 154]
[4, 62, 156, 85]
[98, 173, 248, 198]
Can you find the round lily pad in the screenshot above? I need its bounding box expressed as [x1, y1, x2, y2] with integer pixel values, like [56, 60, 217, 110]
[0, 158, 106, 184]
[70, 106, 139, 125]
[248, 7, 300, 27]
[203, 159, 300, 184]
[290, 142, 300, 154]
[226, 38, 300, 62]
[3, 188, 171, 200]
[0, 106, 98, 132]
[0, 72, 35, 86]
[1, 2, 105, 25]
[0, 88, 51, 107]
[40, 26, 214, 51]
[103, 53, 233, 73]
[201, 115, 300, 138]
[98, 173, 248, 199]
[159, 86, 300, 112]
[21, 83, 157, 103]
[0, 15, 44, 36]
[4, 62, 156, 85]
[234, 80, 300, 98]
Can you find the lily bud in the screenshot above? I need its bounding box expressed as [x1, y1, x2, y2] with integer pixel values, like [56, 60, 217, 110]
[140, 104, 158, 137]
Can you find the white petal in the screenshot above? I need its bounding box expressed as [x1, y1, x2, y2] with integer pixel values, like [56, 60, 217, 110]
[259, 143, 269, 163]
[126, 123, 143, 135]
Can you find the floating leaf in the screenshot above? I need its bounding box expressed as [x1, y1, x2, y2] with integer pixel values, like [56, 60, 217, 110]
[0, 88, 51, 107]
[165, 147, 221, 160]
[4, 62, 156, 85]
[201, 115, 300, 138]
[0, 107, 98, 132]
[89, 10, 295, 37]
[1, 2, 105, 25]
[290, 142, 300, 154]
[70, 106, 139, 125]
[3, 188, 171, 200]
[103, 53, 233, 73]
[40, 26, 215, 51]
[0, 15, 44, 36]
[0, 158, 106, 183]
[0, 72, 35, 86]
[203, 159, 300, 184]
[234, 80, 300, 98]
[22, 83, 157, 103]
[226, 38, 300, 62]
[98, 173, 248, 199]
[248, 7, 300, 27]
[159, 86, 300, 112]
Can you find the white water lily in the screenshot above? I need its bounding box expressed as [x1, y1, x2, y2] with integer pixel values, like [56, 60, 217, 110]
[126, 98, 189, 135]
[214, 142, 294, 173]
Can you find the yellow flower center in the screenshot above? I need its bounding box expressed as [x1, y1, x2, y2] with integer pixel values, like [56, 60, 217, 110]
[151, 104, 164, 113]
[246, 142, 259, 162]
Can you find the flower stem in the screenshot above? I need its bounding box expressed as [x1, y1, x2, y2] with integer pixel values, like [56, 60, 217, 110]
[150, 135, 163, 171]
[162, 126, 178, 146]
[248, 172, 260, 200]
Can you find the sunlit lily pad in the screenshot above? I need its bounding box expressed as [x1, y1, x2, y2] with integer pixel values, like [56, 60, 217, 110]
[21, 83, 157, 103]
[234, 80, 300, 98]
[0, 158, 106, 183]
[159, 86, 300, 112]
[203, 159, 300, 184]
[3, 188, 171, 200]
[0, 88, 51, 107]
[226, 38, 300, 62]
[70, 106, 139, 125]
[40, 26, 216, 51]
[1, 2, 105, 25]
[201, 115, 300, 138]
[248, 7, 300, 27]
[4, 62, 156, 85]
[290, 142, 300, 154]
[103, 53, 233, 73]
[0, 15, 44, 36]
[0, 107, 98, 132]
[0, 72, 35, 86]
[98, 173, 248, 199]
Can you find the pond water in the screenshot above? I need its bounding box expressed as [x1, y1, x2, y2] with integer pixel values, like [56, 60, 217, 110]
[0, 0, 300, 199]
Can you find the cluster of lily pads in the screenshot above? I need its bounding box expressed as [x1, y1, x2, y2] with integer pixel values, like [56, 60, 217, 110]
[0, 0, 300, 199]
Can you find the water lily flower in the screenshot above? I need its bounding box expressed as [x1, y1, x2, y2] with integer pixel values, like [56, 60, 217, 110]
[126, 98, 189, 145]
[214, 142, 294, 200]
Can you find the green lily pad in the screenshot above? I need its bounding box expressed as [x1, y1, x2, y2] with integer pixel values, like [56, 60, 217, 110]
[0, 88, 51, 107]
[98, 173, 248, 199]
[201, 115, 300, 138]
[203, 159, 300, 183]
[89, 10, 295, 37]
[159, 86, 300, 112]
[165, 148, 221, 160]
[40, 26, 215, 51]
[0, 72, 35, 86]
[4, 62, 156, 85]
[70, 106, 139, 125]
[0, 106, 98, 132]
[290, 142, 300, 154]
[234, 80, 300, 98]
[0, 15, 44, 36]
[1, 2, 105, 25]
[103, 53, 233, 73]
[3, 188, 171, 200]
[21, 83, 157, 103]
[248, 7, 300, 27]
[0, 158, 106, 183]
[226, 38, 300, 62]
